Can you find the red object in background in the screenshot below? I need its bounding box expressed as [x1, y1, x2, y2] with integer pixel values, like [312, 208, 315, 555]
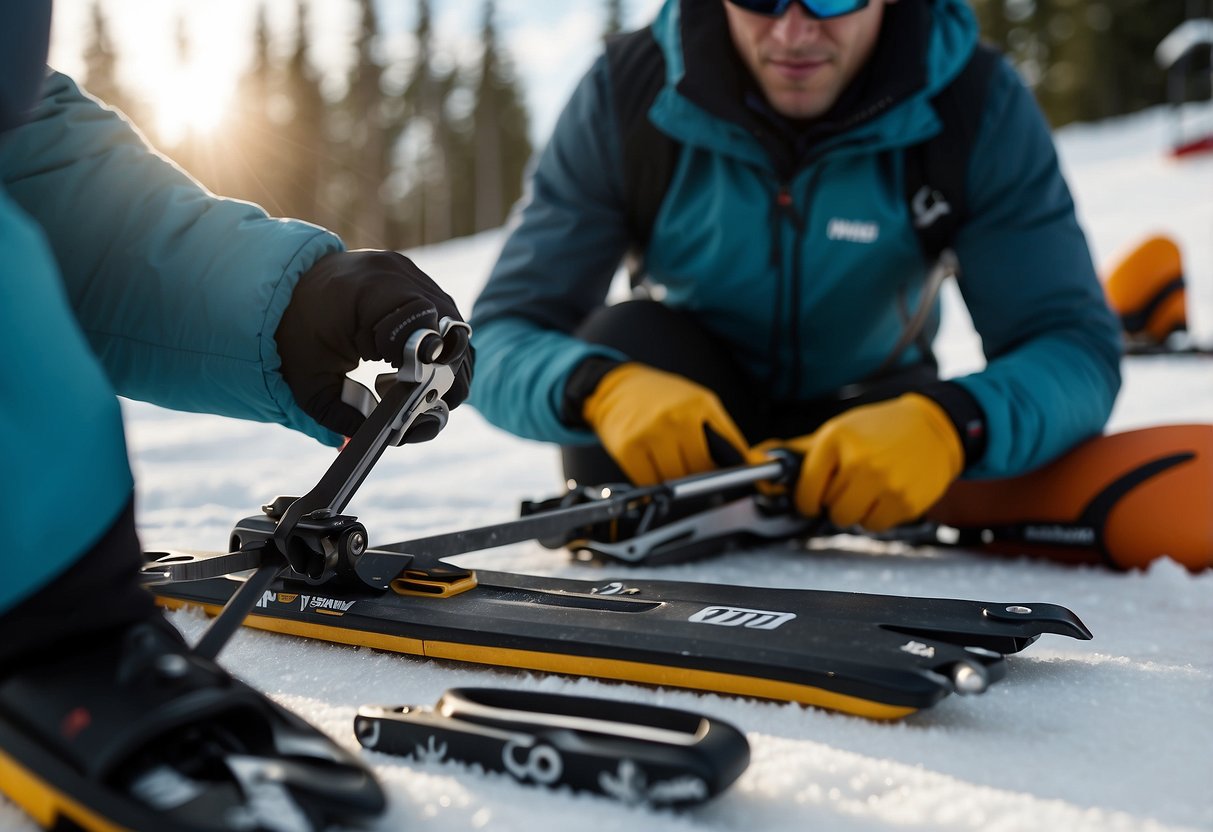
[1170, 134, 1213, 157]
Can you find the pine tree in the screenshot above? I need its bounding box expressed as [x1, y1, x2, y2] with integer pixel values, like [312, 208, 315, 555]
[472, 2, 504, 232]
[224, 3, 283, 212]
[165, 14, 206, 177]
[278, 0, 329, 225]
[400, 0, 458, 245]
[971, 0, 1193, 127]
[471, 0, 532, 232]
[1099, 0, 1201, 118]
[338, 0, 390, 247]
[80, 0, 147, 128]
[604, 0, 627, 37]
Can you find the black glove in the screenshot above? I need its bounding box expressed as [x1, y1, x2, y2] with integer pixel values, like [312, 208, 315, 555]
[276, 250, 473, 438]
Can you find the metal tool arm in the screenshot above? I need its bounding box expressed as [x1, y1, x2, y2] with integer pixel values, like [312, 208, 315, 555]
[142, 319, 468, 658]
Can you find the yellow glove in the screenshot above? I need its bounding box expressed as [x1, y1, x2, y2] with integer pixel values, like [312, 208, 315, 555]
[752, 393, 963, 532]
[582, 363, 749, 486]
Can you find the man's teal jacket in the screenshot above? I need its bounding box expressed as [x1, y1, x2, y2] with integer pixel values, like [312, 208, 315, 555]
[469, 0, 1122, 478]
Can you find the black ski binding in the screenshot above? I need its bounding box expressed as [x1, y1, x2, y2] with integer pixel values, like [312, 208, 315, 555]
[141, 316, 473, 658]
[521, 454, 822, 565]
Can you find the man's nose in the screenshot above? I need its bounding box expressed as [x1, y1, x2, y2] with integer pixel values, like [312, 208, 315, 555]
[771, 3, 822, 42]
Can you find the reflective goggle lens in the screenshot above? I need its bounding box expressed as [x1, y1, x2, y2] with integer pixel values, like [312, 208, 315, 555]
[726, 0, 871, 20]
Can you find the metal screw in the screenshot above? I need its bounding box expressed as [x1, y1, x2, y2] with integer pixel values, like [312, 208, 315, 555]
[953, 664, 988, 695]
[155, 654, 190, 679]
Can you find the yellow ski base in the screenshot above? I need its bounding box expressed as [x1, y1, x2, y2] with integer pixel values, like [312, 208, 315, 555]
[157, 597, 916, 721]
[0, 746, 129, 832]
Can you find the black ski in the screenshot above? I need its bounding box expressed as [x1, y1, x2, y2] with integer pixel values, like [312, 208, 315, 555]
[153, 562, 1089, 720]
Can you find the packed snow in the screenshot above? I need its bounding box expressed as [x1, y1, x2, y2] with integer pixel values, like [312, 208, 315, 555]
[3, 105, 1211, 832]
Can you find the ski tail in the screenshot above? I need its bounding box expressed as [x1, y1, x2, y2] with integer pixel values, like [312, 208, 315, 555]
[928, 424, 1213, 571]
[1103, 234, 1187, 348]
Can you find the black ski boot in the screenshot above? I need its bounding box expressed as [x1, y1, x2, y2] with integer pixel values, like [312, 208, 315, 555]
[0, 616, 385, 831]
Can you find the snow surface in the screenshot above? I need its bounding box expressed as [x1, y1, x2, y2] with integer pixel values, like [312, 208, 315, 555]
[3, 105, 1212, 832]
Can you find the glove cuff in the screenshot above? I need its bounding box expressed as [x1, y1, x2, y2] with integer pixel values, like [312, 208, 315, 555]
[561, 356, 626, 428]
[914, 382, 987, 471]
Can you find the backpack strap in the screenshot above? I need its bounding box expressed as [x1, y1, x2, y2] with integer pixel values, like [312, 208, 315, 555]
[872, 43, 1001, 375]
[607, 34, 1001, 277]
[904, 43, 1002, 264]
[605, 27, 681, 280]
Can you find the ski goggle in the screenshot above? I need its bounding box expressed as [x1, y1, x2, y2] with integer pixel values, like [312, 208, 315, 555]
[725, 0, 871, 20]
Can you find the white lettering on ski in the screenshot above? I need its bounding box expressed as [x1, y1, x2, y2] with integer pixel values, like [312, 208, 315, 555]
[899, 640, 936, 658]
[688, 606, 796, 630]
[1023, 525, 1097, 545]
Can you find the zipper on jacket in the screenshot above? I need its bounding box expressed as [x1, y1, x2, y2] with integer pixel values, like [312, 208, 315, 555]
[772, 167, 823, 402]
[767, 189, 787, 395]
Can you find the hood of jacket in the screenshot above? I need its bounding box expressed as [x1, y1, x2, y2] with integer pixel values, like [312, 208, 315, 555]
[648, 0, 980, 173]
[0, 1, 53, 134]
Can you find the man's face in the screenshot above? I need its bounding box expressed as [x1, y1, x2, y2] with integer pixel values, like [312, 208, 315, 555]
[723, 1, 890, 119]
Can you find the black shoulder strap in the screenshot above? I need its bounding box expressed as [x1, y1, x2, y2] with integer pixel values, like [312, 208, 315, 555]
[605, 27, 681, 275]
[904, 43, 1002, 263]
[608, 34, 1000, 269]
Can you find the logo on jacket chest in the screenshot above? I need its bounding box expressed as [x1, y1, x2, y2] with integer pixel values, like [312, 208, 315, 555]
[826, 218, 880, 244]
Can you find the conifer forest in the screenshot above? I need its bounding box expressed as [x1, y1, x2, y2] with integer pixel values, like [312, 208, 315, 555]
[69, 0, 1210, 250]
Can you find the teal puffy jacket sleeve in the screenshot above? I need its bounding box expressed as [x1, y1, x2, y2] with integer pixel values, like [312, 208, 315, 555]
[468, 56, 630, 444]
[0, 183, 133, 613]
[0, 72, 345, 446]
[949, 59, 1122, 477]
